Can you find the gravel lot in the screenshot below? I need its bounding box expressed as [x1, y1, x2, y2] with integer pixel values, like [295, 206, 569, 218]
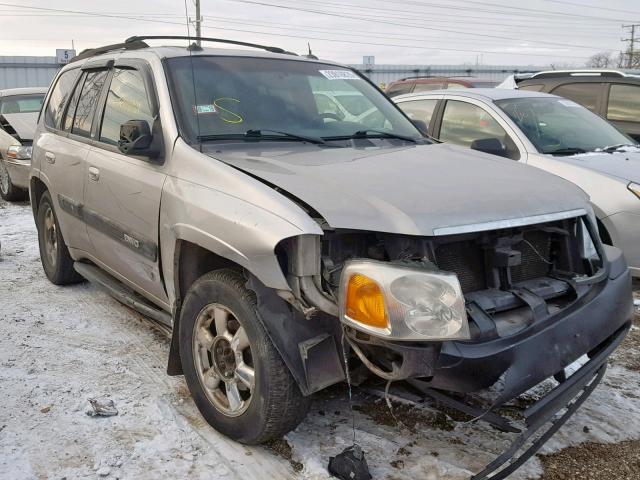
[1, 197, 639, 479]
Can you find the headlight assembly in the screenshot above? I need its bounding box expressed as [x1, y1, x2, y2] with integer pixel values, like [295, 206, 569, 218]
[6, 145, 32, 160]
[339, 260, 470, 341]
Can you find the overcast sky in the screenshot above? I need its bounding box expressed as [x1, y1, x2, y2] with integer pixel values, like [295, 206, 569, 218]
[0, 0, 638, 66]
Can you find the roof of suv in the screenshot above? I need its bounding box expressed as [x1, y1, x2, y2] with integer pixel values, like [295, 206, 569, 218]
[393, 88, 556, 102]
[0, 87, 48, 97]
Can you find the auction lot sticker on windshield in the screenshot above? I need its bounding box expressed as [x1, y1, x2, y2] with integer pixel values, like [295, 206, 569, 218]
[193, 104, 217, 115]
[319, 70, 361, 80]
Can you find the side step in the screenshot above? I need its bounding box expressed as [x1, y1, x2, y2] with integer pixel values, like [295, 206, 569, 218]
[74, 262, 172, 335]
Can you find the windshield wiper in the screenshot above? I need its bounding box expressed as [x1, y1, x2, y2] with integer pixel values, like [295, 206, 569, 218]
[545, 147, 587, 156]
[351, 129, 418, 143]
[597, 143, 639, 153]
[244, 129, 328, 145]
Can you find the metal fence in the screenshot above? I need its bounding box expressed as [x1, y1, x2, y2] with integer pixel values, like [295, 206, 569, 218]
[0, 56, 60, 89]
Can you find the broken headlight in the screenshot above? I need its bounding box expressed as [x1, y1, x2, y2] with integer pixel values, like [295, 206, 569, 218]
[339, 260, 470, 341]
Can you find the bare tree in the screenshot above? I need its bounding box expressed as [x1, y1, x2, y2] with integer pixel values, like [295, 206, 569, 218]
[586, 52, 615, 68]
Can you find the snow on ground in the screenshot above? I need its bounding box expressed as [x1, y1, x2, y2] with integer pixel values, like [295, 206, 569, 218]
[1, 199, 639, 480]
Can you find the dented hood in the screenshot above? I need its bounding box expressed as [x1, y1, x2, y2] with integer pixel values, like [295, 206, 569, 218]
[204, 142, 589, 236]
[0, 112, 39, 141]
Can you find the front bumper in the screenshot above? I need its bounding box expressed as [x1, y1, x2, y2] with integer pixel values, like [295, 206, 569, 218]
[426, 267, 632, 404]
[2, 157, 30, 189]
[602, 211, 640, 276]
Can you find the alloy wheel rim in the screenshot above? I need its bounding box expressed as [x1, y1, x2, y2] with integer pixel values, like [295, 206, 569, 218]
[43, 206, 58, 268]
[192, 303, 255, 417]
[0, 161, 9, 195]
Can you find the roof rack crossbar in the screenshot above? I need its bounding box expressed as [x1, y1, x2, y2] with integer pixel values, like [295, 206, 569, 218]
[125, 35, 296, 55]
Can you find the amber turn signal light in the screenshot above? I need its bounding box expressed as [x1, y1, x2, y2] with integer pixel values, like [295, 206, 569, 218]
[345, 273, 389, 330]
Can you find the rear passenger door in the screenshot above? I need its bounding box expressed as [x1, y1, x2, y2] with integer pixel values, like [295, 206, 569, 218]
[605, 83, 640, 142]
[550, 82, 604, 115]
[83, 62, 168, 306]
[36, 66, 108, 254]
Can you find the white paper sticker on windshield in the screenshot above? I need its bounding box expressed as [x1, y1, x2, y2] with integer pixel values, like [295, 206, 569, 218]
[319, 70, 361, 80]
[558, 100, 580, 107]
[193, 104, 217, 115]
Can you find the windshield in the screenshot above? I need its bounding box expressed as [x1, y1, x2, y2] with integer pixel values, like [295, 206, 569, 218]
[0, 94, 44, 114]
[495, 97, 634, 154]
[166, 56, 422, 143]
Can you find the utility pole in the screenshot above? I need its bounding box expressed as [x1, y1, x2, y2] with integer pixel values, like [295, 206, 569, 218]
[195, 0, 202, 45]
[622, 24, 640, 68]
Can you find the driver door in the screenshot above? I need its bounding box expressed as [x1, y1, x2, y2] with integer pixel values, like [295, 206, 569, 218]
[83, 64, 168, 306]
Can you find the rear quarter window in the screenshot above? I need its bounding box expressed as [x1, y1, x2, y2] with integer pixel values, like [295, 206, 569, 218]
[607, 84, 640, 122]
[44, 69, 81, 130]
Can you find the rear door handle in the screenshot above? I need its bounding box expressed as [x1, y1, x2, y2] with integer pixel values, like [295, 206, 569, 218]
[45, 152, 55, 164]
[88, 166, 100, 182]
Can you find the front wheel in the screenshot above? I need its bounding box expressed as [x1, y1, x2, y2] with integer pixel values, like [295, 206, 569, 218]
[179, 269, 311, 444]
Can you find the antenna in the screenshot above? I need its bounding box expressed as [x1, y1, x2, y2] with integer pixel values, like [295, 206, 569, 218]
[184, 0, 203, 151]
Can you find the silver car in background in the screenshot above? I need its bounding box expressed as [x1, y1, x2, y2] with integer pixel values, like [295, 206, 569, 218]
[394, 89, 640, 276]
[0, 87, 47, 201]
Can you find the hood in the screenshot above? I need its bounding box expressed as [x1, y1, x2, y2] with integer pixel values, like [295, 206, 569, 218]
[204, 142, 588, 236]
[560, 149, 640, 184]
[0, 112, 39, 141]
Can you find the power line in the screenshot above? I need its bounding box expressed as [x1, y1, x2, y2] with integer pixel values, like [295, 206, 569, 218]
[541, 0, 640, 16]
[224, 0, 619, 51]
[622, 24, 640, 68]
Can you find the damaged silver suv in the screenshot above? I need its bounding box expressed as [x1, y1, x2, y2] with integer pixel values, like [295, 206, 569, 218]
[30, 37, 633, 479]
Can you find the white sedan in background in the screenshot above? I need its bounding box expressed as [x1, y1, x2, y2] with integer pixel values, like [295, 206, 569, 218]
[394, 89, 640, 276]
[0, 87, 47, 201]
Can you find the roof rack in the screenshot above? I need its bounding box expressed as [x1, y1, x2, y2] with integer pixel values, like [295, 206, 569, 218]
[69, 35, 295, 63]
[529, 69, 628, 79]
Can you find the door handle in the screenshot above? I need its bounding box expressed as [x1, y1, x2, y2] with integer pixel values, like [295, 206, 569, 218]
[88, 166, 100, 182]
[45, 152, 55, 164]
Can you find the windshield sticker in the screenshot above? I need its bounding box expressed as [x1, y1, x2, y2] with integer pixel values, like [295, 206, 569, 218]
[193, 104, 217, 115]
[558, 100, 580, 107]
[319, 70, 361, 81]
[213, 97, 244, 124]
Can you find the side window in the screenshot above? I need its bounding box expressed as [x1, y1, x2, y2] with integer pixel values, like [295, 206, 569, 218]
[607, 84, 640, 122]
[519, 84, 545, 92]
[413, 82, 444, 93]
[445, 82, 469, 90]
[398, 99, 438, 128]
[62, 72, 86, 132]
[551, 83, 600, 113]
[439, 100, 519, 160]
[44, 69, 81, 129]
[71, 70, 109, 138]
[100, 68, 155, 146]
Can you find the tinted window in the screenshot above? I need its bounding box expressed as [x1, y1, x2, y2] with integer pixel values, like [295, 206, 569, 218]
[413, 82, 444, 92]
[71, 70, 108, 138]
[398, 99, 438, 128]
[386, 83, 413, 97]
[62, 72, 86, 132]
[519, 84, 545, 92]
[44, 69, 80, 129]
[100, 69, 155, 146]
[439, 100, 519, 159]
[551, 83, 600, 112]
[607, 84, 640, 122]
[0, 94, 45, 114]
[445, 82, 470, 90]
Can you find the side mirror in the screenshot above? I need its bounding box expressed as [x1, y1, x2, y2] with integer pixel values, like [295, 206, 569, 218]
[470, 137, 508, 157]
[411, 119, 428, 135]
[118, 120, 157, 157]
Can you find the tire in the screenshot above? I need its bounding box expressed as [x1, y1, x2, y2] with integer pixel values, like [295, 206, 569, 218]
[36, 191, 83, 285]
[0, 159, 27, 201]
[179, 269, 311, 444]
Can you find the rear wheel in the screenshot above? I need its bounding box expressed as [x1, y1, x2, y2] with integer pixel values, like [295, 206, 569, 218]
[179, 269, 311, 444]
[0, 159, 27, 201]
[36, 191, 82, 285]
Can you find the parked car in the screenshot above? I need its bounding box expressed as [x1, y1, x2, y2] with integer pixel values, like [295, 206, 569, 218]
[509, 70, 640, 142]
[394, 88, 640, 278]
[386, 76, 498, 98]
[0, 87, 47, 200]
[31, 36, 632, 479]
